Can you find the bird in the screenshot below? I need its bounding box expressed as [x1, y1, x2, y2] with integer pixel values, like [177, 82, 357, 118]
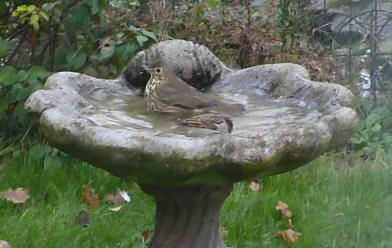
[144, 62, 244, 115]
[177, 114, 233, 134]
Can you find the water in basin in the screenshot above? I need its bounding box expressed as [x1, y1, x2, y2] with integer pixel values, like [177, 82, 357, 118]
[82, 86, 322, 137]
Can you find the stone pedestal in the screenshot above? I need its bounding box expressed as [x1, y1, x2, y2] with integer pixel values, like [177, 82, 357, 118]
[141, 184, 232, 248]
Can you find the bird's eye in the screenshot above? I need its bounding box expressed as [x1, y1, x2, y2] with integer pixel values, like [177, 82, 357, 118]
[154, 67, 162, 74]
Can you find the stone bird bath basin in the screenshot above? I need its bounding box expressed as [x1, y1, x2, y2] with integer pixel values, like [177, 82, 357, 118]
[25, 40, 357, 248]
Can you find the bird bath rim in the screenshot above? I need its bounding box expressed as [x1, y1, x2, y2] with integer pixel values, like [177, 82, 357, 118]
[25, 62, 357, 186]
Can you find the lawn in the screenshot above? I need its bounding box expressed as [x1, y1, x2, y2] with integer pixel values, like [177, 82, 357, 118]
[1, 144, 391, 248]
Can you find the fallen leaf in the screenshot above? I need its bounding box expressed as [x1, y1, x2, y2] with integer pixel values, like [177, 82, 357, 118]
[219, 226, 229, 237]
[109, 206, 122, 212]
[276, 229, 302, 243]
[83, 185, 100, 208]
[106, 189, 131, 205]
[230, 27, 243, 45]
[249, 181, 261, 192]
[106, 192, 124, 206]
[276, 200, 292, 218]
[0, 240, 11, 248]
[0, 188, 29, 204]
[141, 231, 149, 242]
[76, 210, 90, 227]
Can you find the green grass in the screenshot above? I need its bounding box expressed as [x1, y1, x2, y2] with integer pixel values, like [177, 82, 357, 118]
[1, 145, 392, 248]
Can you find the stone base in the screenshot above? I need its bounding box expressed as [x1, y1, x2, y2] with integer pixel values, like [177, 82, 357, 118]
[140, 184, 233, 248]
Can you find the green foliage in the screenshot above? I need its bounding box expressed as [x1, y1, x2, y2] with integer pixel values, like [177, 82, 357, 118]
[0, 0, 157, 138]
[207, 0, 220, 11]
[109, 0, 140, 8]
[349, 100, 392, 157]
[276, 0, 296, 50]
[329, 0, 372, 10]
[0, 65, 51, 132]
[11, 4, 49, 31]
[1, 147, 391, 247]
[0, 39, 8, 58]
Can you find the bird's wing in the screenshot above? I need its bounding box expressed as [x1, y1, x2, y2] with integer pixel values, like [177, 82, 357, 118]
[156, 78, 219, 110]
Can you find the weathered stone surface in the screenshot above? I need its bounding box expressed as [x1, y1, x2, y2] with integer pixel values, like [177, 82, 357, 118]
[141, 184, 231, 248]
[123, 39, 225, 92]
[26, 40, 357, 186]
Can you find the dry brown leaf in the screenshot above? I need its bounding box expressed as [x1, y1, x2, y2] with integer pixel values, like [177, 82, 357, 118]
[141, 231, 150, 242]
[230, 27, 243, 45]
[0, 188, 29, 204]
[276, 200, 292, 218]
[276, 229, 302, 243]
[219, 226, 229, 237]
[109, 206, 122, 212]
[106, 192, 124, 206]
[0, 240, 11, 248]
[281, 208, 292, 218]
[249, 181, 261, 192]
[83, 185, 100, 208]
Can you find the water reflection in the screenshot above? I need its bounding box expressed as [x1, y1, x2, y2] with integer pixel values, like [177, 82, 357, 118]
[81, 86, 322, 137]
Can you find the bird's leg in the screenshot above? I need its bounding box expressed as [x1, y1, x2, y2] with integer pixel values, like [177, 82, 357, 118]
[140, 184, 232, 248]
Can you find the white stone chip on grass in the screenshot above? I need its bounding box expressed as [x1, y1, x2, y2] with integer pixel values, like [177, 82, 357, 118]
[118, 189, 131, 203]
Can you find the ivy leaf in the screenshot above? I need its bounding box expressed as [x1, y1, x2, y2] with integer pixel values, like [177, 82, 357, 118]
[136, 35, 148, 47]
[208, 0, 219, 10]
[0, 38, 8, 58]
[25, 66, 51, 82]
[68, 5, 90, 28]
[89, 0, 100, 15]
[9, 84, 36, 103]
[365, 113, 381, 129]
[15, 5, 28, 13]
[38, 11, 49, 22]
[371, 123, 381, 133]
[350, 134, 363, 145]
[66, 52, 87, 71]
[140, 29, 157, 42]
[42, 2, 59, 12]
[0, 66, 20, 86]
[115, 42, 138, 57]
[29, 13, 40, 31]
[27, 5, 36, 12]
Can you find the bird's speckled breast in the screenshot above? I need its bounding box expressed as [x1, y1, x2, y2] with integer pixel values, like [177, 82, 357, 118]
[145, 77, 182, 113]
[145, 78, 161, 111]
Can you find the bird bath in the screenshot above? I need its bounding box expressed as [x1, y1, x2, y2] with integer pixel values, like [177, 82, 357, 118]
[25, 40, 357, 248]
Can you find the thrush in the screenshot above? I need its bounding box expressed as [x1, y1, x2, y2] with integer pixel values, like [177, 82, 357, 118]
[178, 114, 233, 133]
[144, 62, 244, 115]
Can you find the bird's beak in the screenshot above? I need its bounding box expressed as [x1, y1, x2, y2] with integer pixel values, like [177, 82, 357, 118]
[142, 64, 151, 72]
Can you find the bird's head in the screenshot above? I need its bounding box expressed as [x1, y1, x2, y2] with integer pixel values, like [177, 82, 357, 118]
[144, 61, 175, 83]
